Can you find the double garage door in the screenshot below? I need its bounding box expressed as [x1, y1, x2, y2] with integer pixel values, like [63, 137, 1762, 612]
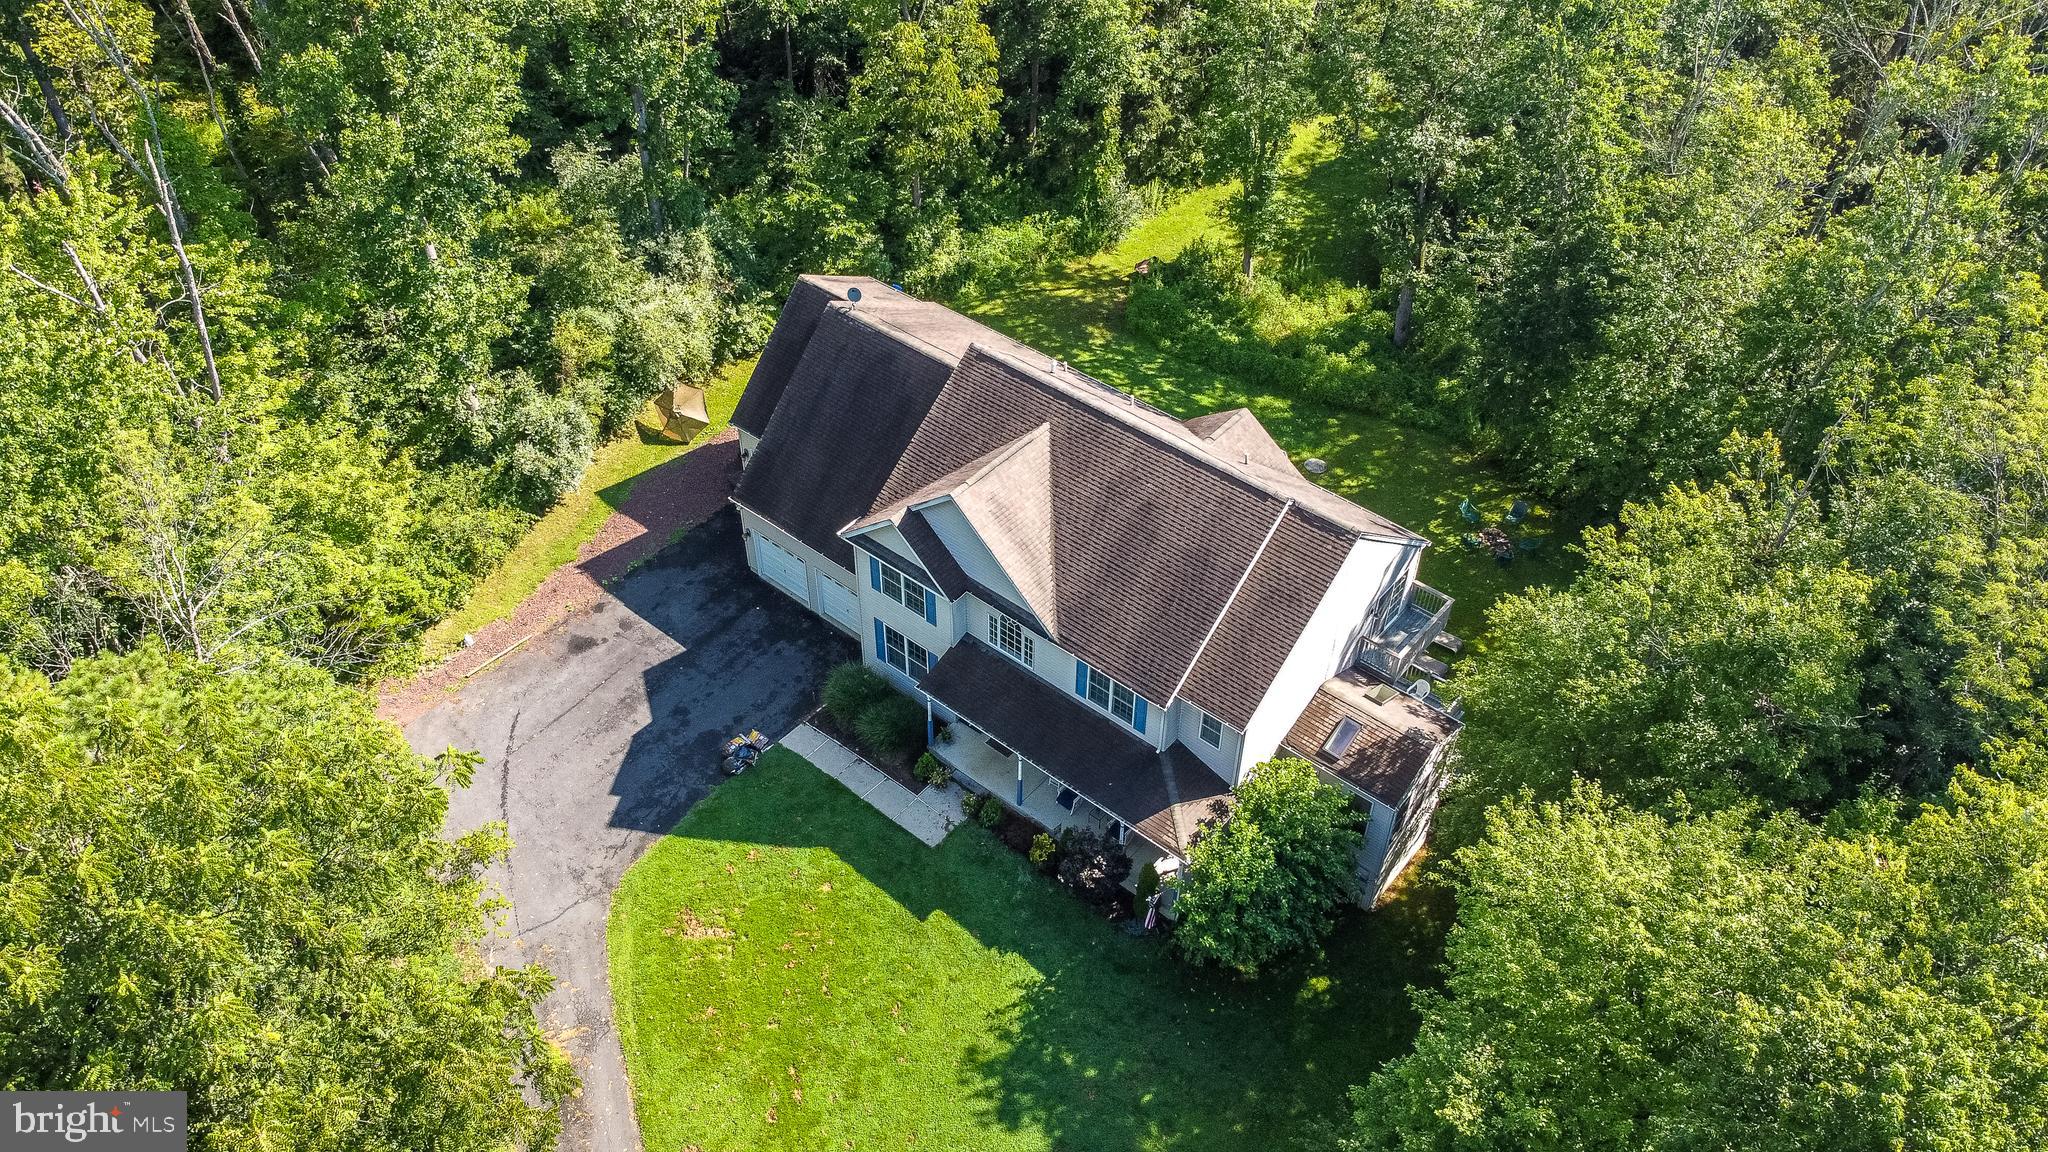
[754, 534, 859, 634]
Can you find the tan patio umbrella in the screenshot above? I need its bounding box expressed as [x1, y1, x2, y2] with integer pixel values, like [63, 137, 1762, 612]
[645, 381, 711, 443]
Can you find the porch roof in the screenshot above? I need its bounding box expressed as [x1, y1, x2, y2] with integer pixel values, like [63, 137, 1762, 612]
[920, 638, 1231, 856]
[1281, 666, 1461, 807]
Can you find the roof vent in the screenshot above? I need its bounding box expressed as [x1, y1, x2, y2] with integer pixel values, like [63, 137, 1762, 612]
[846, 286, 863, 305]
[1303, 457, 1329, 475]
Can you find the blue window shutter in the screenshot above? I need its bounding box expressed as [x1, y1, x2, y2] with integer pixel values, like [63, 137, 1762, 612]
[924, 588, 937, 625]
[869, 556, 881, 591]
[925, 649, 936, 671]
[1133, 697, 1148, 734]
[873, 619, 886, 659]
[1075, 661, 1090, 697]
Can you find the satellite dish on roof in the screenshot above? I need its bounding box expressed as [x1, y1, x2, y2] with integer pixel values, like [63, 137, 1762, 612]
[1303, 457, 1329, 475]
[846, 286, 863, 304]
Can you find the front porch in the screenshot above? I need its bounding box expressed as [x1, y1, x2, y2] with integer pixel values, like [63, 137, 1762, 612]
[929, 709, 1176, 888]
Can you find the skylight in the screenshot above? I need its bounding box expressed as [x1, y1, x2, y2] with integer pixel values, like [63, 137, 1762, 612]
[1321, 717, 1363, 761]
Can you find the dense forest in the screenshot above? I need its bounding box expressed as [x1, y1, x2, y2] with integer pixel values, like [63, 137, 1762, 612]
[3, 0, 2045, 1146]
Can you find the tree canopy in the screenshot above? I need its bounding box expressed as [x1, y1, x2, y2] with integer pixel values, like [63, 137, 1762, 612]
[0, 645, 573, 1148]
[1173, 757, 1362, 976]
[1348, 774, 2048, 1151]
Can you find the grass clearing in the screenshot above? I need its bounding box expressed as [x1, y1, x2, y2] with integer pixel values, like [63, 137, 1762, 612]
[611, 748, 1450, 1152]
[418, 358, 754, 660]
[957, 133, 1571, 642]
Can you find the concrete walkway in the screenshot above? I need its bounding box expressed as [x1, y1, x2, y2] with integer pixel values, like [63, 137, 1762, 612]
[781, 723, 961, 847]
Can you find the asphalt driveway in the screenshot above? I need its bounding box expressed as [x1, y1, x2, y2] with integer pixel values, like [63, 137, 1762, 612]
[407, 507, 854, 1152]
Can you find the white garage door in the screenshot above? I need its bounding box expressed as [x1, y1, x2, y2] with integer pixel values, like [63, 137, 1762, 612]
[755, 534, 808, 600]
[817, 578, 858, 633]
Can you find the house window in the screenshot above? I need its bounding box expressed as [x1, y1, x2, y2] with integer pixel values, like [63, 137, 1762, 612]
[1198, 710, 1224, 748]
[878, 562, 928, 615]
[879, 621, 931, 680]
[987, 611, 1034, 665]
[1079, 662, 1143, 730]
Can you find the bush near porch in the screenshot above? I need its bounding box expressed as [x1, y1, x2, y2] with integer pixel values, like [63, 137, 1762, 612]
[609, 747, 1451, 1152]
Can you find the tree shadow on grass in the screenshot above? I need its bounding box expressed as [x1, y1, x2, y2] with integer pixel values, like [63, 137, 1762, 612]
[687, 756, 1455, 1152]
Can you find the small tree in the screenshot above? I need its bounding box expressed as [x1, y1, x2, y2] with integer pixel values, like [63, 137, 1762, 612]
[1057, 826, 1133, 904]
[1174, 757, 1361, 976]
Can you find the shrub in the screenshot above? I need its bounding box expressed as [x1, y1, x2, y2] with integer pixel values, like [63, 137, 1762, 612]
[1135, 860, 1161, 906]
[492, 372, 596, 509]
[1057, 827, 1133, 904]
[977, 794, 1006, 828]
[960, 791, 984, 820]
[1174, 758, 1362, 977]
[823, 663, 890, 730]
[1029, 833, 1058, 871]
[914, 752, 952, 787]
[855, 694, 927, 761]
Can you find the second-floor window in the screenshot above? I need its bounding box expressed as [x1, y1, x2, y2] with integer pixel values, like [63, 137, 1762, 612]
[1199, 710, 1224, 747]
[987, 611, 1033, 665]
[869, 555, 936, 623]
[1076, 660, 1147, 733]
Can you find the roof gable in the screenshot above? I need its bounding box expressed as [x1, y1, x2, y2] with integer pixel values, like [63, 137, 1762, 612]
[868, 345, 1355, 714]
[732, 302, 953, 566]
[1185, 408, 1297, 473]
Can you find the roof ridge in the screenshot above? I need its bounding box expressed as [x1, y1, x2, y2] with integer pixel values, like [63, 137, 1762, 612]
[964, 342, 1410, 541]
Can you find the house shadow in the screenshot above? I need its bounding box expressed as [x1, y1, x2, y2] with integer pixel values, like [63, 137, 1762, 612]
[690, 758, 1456, 1152]
[588, 498, 855, 836]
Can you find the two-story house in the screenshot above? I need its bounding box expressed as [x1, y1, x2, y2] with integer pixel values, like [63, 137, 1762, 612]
[730, 276, 1462, 904]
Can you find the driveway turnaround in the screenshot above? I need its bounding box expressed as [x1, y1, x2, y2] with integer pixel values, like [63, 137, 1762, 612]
[407, 507, 853, 1152]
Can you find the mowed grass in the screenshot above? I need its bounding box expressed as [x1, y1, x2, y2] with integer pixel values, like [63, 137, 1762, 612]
[959, 126, 1572, 643]
[418, 358, 754, 661]
[611, 748, 1451, 1152]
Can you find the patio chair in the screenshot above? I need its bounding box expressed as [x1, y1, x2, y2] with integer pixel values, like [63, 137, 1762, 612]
[1517, 535, 1546, 554]
[1504, 498, 1530, 525]
[1459, 496, 1481, 524]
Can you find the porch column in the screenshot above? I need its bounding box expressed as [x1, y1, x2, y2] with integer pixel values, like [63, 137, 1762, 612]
[1015, 755, 1025, 804]
[924, 696, 933, 747]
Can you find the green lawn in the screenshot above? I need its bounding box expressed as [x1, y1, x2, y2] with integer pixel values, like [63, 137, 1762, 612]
[958, 126, 1571, 643]
[418, 357, 755, 661]
[611, 748, 1451, 1152]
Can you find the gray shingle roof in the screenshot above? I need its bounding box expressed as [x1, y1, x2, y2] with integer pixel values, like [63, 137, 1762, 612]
[1280, 667, 1461, 806]
[922, 639, 1232, 854]
[734, 275, 1427, 728]
[732, 300, 954, 568]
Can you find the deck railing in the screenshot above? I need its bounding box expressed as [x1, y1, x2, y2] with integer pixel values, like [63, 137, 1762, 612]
[1357, 581, 1456, 677]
